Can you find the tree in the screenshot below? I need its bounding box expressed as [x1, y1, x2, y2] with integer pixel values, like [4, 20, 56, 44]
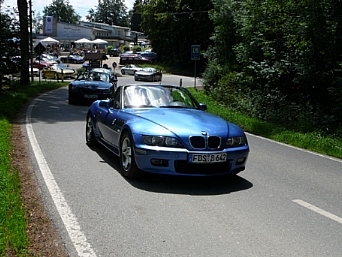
[43, 0, 81, 23]
[0, 8, 19, 90]
[141, 0, 214, 74]
[204, 0, 342, 133]
[17, 0, 30, 85]
[130, 0, 143, 31]
[32, 11, 43, 34]
[86, 0, 129, 27]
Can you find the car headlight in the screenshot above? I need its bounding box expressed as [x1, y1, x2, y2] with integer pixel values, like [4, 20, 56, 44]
[143, 135, 183, 148]
[226, 136, 247, 147]
[102, 88, 113, 94]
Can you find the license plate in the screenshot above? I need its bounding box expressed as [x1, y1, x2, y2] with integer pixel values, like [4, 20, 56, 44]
[190, 153, 227, 163]
[84, 95, 97, 98]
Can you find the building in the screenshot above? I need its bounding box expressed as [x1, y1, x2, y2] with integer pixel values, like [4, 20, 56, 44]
[34, 17, 136, 51]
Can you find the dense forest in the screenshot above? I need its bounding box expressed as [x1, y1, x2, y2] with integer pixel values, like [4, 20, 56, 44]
[139, 0, 342, 136]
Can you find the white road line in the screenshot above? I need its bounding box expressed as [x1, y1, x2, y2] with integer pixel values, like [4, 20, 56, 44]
[26, 99, 97, 257]
[293, 199, 342, 224]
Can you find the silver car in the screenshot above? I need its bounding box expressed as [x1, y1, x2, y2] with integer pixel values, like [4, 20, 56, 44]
[120, 64, 143, 75]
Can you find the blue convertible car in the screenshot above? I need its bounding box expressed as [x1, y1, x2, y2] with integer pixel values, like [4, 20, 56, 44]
[86, 84, 249, 178]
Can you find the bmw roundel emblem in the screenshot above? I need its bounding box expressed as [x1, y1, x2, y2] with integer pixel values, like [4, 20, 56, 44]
[201, 131, 207, 136]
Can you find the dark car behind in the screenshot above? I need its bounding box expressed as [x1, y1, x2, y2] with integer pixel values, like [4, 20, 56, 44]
[108, 48, 121, 57]
[68, 68, 118, 104]
[119, 54, 152, 65]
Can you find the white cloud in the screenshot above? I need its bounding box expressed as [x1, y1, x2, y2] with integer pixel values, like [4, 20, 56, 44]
[2, 0, 135, 21]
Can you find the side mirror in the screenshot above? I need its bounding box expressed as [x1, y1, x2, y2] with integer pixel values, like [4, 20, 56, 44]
[199, 103, 207, 111]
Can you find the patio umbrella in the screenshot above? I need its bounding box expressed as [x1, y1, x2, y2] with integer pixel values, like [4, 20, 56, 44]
[40, 37, 59, 44]
[75, 38, 92, 44]
[91, 38, 108, 44]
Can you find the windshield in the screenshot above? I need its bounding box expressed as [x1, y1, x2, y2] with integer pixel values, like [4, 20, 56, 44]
[123, 85, 197, 108]
[141, 68, 156, 72]
[77, 71, 110, 82]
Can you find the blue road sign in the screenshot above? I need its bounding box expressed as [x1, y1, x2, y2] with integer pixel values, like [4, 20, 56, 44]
[191, 45, 200, 60]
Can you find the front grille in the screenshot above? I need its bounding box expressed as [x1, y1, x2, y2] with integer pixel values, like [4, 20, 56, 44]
[81, 89, 102, 94]
[174, 160, 231, 175]
[189, 136, 221, 149]
[190, 136, 205, 148]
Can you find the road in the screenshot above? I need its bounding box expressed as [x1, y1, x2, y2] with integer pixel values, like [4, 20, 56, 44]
[24, 75, 342, 256]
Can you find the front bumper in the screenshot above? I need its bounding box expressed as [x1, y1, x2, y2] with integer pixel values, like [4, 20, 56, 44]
[133, 145, 249, 176]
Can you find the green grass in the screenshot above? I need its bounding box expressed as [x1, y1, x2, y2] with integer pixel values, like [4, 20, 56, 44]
[0, 80, 341, 255]
[189, 88, 342, 159]
[0, 80, 67, 256]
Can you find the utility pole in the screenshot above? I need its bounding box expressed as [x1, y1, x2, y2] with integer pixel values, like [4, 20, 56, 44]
[29, 0, 34, 82]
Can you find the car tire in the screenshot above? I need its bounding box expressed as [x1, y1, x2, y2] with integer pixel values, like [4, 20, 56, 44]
[120, 131, 141, 178]
[121, 69, 125, 75]
[86, 114, 98, 146]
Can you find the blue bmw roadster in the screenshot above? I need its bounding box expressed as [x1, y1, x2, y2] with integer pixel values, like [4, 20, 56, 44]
[86, 84, 249, 178]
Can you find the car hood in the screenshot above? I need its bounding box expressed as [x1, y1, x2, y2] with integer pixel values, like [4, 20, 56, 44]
[126, 108, 237, 136]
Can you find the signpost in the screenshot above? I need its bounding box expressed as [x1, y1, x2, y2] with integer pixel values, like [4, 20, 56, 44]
[34, 42, 47, 83]
[191, 45, 200, 88]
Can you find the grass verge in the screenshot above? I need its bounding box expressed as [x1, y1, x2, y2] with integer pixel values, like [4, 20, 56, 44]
[189, 88, 342, 159]
[0, 81, 67, 256]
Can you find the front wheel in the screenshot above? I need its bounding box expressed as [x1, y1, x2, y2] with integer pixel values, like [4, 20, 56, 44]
[120, 132, 141, 178]
[86, 115, 98, 146]
[121, 69, 125, 75]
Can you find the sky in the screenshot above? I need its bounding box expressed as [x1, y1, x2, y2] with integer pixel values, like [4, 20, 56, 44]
[2, 0, 135, 20]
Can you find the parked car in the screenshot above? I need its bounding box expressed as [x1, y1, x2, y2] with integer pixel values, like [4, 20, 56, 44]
[108, 48, 121, 57]
[68, 68, 118, 104]
[120, 64, 143, 75]
[35, 54, 60, 64]
[60, 54, 84, 64]
[31, 60, 52, 70]
[119, 54, 152, 65]
[85, 84, 249, 178]
[29, 65, 40, 76]
[134, 67, 162, 82]
[42, 63, 77, 79]
[139, 51, 157, 61]
[120, 51, 133, 56]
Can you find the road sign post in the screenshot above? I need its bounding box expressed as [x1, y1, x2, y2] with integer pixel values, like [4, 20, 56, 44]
[191, 45, 200, 88]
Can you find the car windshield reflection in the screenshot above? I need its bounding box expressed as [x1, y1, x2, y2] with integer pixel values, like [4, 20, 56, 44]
[123, 85, 197, 108]
[77, 71, 110, 82]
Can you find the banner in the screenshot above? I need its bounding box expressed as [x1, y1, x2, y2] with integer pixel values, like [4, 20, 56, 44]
[45, 16, 53, 34]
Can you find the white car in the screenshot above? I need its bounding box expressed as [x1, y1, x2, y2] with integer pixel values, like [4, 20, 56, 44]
[29, 66, 40, 76]
[120, 64, 143, 75]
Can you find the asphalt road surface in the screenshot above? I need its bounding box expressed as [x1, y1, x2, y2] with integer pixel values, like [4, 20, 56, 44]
[24, 82, 342, 256]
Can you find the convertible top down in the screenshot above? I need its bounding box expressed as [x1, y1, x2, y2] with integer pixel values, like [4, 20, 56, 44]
[86, 84, 249, 178]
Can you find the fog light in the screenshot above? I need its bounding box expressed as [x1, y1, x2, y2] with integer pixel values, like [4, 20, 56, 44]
[151, 159, 168, 167]
[236, 158, 246, 165]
